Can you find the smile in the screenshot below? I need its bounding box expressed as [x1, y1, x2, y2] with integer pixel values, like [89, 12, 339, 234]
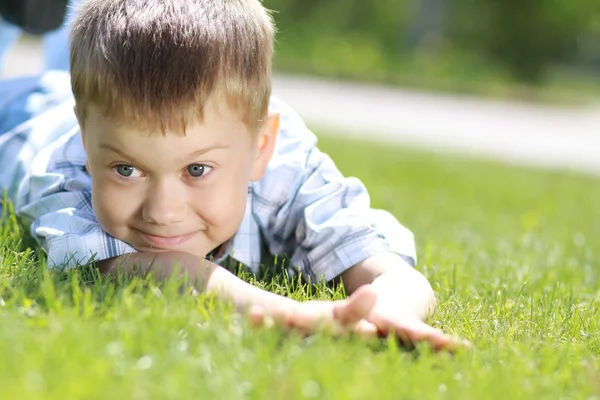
[135, 229, 198, 248]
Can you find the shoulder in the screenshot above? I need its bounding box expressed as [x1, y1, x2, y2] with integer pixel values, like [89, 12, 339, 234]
[268, 96, 317, 156]
[252, 97, 320, 203]
[266, 96, 323, 172]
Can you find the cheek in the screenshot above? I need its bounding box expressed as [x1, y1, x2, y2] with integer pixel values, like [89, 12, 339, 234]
[91, 178, 140, 231]
[195, 166, 250, 227]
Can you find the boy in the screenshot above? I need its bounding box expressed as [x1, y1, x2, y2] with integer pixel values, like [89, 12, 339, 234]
[2, 0, 466, 349]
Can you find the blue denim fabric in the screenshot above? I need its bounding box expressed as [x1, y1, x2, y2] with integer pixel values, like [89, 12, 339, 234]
[0, 0, 82, 72]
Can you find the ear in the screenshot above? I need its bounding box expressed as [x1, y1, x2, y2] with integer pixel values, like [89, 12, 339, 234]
[250, 112, 280, 182]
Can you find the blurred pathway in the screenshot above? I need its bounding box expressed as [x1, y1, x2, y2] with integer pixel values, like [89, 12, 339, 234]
[4, 39, 600, 175]
[272, 75, 600, 175]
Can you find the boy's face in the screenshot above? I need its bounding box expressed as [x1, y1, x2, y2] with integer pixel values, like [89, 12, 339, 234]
[79, 99, 279, 258]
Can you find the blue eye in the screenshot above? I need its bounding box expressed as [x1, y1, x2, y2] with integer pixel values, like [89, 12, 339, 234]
[187, 164, 212, 177]
[116, 165, 134, 177]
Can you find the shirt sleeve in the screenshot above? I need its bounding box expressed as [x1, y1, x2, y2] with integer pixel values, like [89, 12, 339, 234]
[16, 129, 137, 269]
[252, 98, 417, 283]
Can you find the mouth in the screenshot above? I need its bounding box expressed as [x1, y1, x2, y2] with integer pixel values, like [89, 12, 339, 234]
[134, 229, 198, 249]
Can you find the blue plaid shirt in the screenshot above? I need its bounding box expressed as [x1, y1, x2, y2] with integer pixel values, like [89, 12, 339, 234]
[1, 72, 416, 282]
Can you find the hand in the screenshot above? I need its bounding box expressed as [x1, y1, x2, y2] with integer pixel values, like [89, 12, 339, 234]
[248, 285, 470, 352]
[365, 304, 471, 352]
[247, 285, 380, 337]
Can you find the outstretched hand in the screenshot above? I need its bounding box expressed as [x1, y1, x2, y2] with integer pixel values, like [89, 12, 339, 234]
[247, 285, 469, 351]
[365, 302, 470, 351]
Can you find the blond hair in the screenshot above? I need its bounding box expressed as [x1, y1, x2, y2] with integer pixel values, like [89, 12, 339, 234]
[70, 0, 274, 133]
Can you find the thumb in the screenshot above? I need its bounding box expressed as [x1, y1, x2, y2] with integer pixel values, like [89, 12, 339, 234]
[333, 285, 378, 326]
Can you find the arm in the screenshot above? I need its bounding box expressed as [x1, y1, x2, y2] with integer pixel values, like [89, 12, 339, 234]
[98, 251, 380, 335]
[96, 251, 299, 313]
[341, 252, 469, 350]
[341, 252, 436, 321]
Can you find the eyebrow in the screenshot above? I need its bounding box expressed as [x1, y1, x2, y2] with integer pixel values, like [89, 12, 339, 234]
[187, 144, 231, 158]
[99, 143, 132, 160]
[98, 143, 231, 161]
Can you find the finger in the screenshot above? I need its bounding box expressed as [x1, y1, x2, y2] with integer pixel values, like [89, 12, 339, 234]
[351, 319, 379, 339]
[395, 324, 469, 352]
[247, 306, 275, 329]
[369, 313, 470, 352]
[405, 325, 468, 352]
[427, 333, 471, 352]
[333, 286, 378, 326]
[410, 327, 454, 351]
[280, 302, 324, 331]
[247, 306, 264, 326]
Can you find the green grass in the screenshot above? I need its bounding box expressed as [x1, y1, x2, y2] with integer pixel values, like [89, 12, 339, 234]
[1, 135, 599, 399]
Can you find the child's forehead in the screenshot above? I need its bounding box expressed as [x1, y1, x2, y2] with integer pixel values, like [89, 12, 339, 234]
[81, 106, 258, 165]
[84, 99, 251, 137]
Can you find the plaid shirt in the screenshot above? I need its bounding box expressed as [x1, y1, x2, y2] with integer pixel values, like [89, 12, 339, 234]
[2, 73, 416, 282]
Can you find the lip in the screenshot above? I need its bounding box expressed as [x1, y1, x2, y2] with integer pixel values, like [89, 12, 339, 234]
[135, 229, 198, 249]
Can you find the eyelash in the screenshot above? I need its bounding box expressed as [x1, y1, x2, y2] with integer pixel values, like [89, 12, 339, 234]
[112, 164, 143, 179]
[111, 164, 213, 180]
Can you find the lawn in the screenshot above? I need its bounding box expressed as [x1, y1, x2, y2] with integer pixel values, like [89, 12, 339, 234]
[0, 135, 599, 399]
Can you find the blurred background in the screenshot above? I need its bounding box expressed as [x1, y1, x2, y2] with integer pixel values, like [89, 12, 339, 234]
[1, 0, 599, 173]
[2, 0, 600, 102]
[263, 0, 600, 104]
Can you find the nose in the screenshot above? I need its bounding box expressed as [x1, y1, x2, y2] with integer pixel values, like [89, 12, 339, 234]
[141, 179, 186, 226]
